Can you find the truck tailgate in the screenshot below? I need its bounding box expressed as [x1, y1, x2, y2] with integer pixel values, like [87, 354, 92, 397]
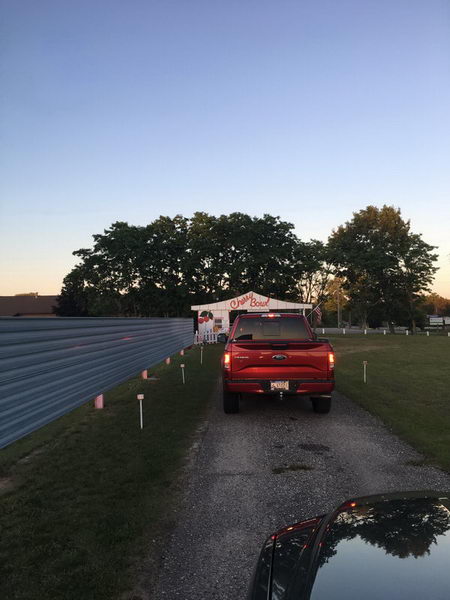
[229, 341, 330, 380]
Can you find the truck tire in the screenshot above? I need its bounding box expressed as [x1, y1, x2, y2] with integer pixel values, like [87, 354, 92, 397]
[223, 391, 240, 414]
[311, 396, 331, 414]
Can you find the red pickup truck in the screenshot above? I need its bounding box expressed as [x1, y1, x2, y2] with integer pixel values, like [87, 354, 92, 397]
[219, 313, 334, 414]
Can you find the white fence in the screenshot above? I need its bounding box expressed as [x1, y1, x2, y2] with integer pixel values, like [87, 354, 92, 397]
[318, 327, 449, 336]
[194, 331, 219, 344]
[194, 327, 450, 343]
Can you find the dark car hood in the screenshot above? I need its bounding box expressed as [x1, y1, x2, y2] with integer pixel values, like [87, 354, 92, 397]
[270, 491, 450, 600]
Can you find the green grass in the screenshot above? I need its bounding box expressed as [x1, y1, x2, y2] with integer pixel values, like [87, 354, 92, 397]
[0, 344, 223, 600]
[329, 334, 450, 471]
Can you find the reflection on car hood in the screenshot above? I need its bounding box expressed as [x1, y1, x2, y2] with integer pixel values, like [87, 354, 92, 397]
[271, 491, 450, 600]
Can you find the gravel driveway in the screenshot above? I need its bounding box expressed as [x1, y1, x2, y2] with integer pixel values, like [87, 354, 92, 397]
[152, 386, 450, 599]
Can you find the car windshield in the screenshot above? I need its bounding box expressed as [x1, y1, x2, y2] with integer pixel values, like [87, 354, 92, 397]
[233, 317, 310, 340]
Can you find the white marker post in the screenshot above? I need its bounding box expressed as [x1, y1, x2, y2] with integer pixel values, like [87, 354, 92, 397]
[383, 330, 386, 335]
[322, 328, 325, 335]
[94, 394, 104, 409]
[137, 394, 144, 429]
[406, 330, 409, 336]
[343, 328, 346, 335]
[180, 349, 184, 356]
[141, 370, 148, 380]
[363, 361, 368, 384]
[165, 357, 171, 365]
[364, 329, 367, 335]
[200, 345, 204, 365]
[427, 331, 430, 337]
[181, 363, 185, 384]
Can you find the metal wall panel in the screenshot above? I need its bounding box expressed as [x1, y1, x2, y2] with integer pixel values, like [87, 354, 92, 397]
[0, 317, 194, 449]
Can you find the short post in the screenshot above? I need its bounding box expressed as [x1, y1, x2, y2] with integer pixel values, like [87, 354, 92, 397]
[427, 331, 430, 337]
[406, 330, 409, 336]
[137, 394, 144, 429]
[448, 332, 450, 337]
[141, 369, 148, 380]
[364, 329, 367, 335]
[363, 361, 368, 384]
[343, 328, 346, 335]
[383, 329, 386, 335]
[180, 349, 184, 356]
[200, 345, 204, 365]
[165, 357, 171, 365]
[94, 394, 104, 409]
[322, 328, 325, 335]
[180, 363, 185, 384]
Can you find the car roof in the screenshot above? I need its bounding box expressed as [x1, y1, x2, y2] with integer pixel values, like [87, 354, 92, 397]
[275, 491, 450, 600]
[310, 494, 450, 600]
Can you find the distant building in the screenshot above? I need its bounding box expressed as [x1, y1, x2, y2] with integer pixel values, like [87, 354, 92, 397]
[0, 294, 58, 317]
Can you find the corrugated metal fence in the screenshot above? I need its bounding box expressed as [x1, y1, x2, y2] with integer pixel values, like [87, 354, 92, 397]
[0, 317, 193, 449]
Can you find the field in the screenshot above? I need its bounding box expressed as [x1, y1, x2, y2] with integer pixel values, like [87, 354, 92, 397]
[0, 344, 223, 600]
[329, 334, 450, 471]
[1, 334, 449, 599]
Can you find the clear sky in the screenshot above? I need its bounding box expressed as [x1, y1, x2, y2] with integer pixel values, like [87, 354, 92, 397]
[1, 0, 449, 297]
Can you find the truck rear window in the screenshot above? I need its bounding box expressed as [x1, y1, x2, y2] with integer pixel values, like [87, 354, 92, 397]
[233, 317, 310, 341]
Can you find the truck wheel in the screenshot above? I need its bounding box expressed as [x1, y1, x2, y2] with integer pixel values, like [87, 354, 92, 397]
[223, 391, 240, 414]
[311, 397, 331, 414]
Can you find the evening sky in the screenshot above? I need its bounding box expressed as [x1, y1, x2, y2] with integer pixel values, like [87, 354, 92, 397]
[1, 0, 449, 296]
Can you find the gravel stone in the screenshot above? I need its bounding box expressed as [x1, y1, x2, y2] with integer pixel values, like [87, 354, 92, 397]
[152, 386, 450, 599]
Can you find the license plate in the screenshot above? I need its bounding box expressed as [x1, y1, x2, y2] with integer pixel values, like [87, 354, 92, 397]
[270, 380, 289, 391]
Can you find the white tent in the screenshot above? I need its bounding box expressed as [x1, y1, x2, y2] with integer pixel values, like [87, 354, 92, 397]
[191, 291, 312, 336]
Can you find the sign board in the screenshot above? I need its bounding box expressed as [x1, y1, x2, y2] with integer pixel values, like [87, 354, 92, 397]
[429, 316, 450, 326]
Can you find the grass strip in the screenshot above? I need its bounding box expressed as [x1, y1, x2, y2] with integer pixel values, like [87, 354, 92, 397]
[0, 344, 223, 600]
[328, 334, 450, 471]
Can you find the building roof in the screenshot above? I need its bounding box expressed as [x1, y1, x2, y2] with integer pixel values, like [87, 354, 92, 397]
[191, 291, 312, 312]
[0, 295, 58, 316]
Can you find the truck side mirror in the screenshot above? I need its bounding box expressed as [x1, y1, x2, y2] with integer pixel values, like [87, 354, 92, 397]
[217, 333, 228, 344]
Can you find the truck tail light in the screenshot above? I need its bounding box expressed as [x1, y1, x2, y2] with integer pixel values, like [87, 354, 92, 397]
[224, 352, 231, 369]
[328, 352, 335, 370]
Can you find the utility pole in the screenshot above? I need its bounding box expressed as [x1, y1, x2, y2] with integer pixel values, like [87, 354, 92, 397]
[337, 287, 341, 328]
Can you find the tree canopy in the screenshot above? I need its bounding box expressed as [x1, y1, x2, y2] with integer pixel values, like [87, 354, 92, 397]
[56, 207, 439, 330]
[327, 206, 438, 331]
[56, 213, 328, 317]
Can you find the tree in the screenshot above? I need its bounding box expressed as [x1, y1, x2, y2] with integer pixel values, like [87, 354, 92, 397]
[322, 277, 349, 327]
[56, 213, 317, 317]
[185, 212, 226, 302]
[328, 206, 438, 332]
[139, 215, 190, 316]
[295, 240, 332, 304]
[318, 498, 450, 568]
[397, 233, 439, 331]
[422, 293, 450, 316]
[212, 212, 301, 299]
[54, 266, 90, 316]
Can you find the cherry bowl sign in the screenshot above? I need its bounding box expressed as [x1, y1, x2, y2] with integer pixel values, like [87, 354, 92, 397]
[229, 292, 270, 310]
